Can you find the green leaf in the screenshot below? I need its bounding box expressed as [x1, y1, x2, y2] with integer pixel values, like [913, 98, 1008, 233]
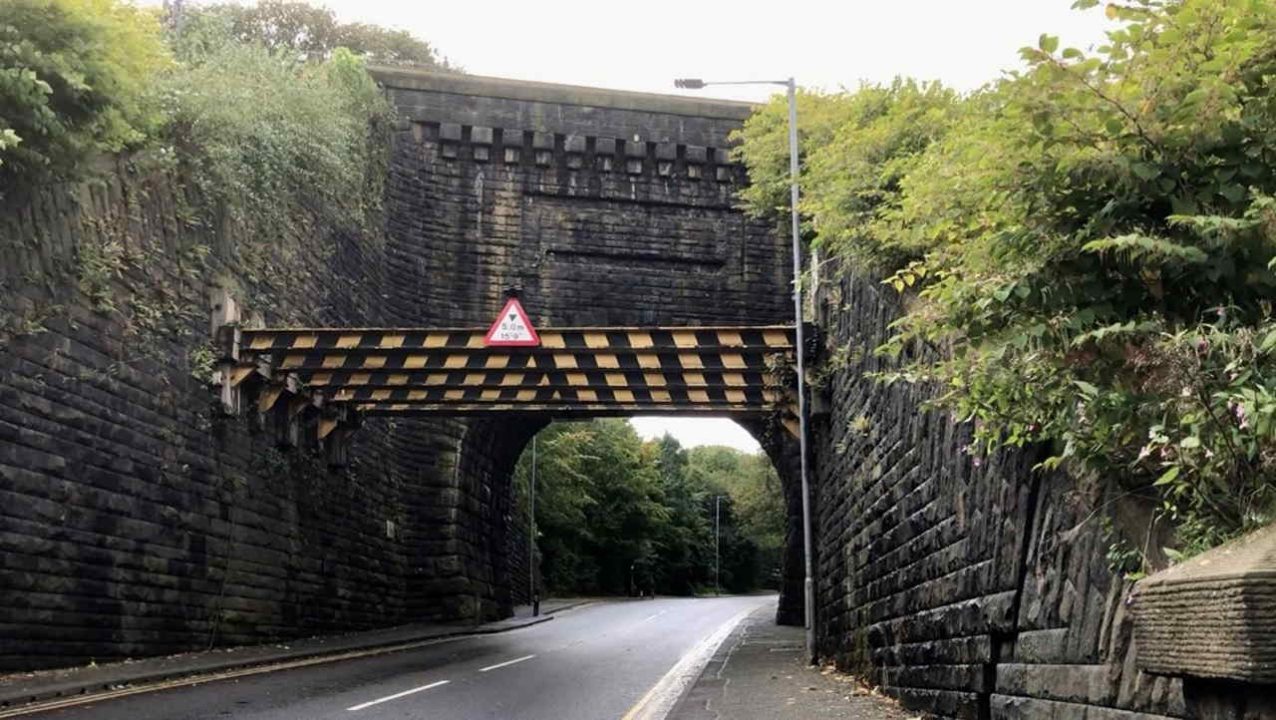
[1074, 380, 1100, 397]
[1179, 436, 1201, 449]
[1083, 234, 1208, 264]
[1219, 184, 1246, 203]
[1260, 329, 1276, 354]
[1038, 34, 1060, 53]
[1131, 162, 1161, 180]
[1154, 466, 1181, 486]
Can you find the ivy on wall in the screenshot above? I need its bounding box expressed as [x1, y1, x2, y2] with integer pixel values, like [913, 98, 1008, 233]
[0, 0, 442, 358]
[737, 0, 1276, 561]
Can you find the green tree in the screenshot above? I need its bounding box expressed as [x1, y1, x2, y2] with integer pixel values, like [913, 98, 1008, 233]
[686, 445, 785, 590]
[0, 0, 170, 186]
[173, 0, 450, 68]
[516, 425, 786, 596]
[737, 0, 1276, 559]
[650, 434, 713, 594]
[514, 420, 667, 595]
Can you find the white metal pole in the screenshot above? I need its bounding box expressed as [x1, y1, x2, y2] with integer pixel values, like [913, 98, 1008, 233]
[714, 495, 721, 596]
[787, 78, 817, 666]
[671, 74, 816, 663]
[529, 435, 537, 616]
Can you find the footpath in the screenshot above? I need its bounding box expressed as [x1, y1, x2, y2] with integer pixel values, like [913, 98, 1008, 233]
[670, 604, 912, 720]
[0, 598, 589, 712]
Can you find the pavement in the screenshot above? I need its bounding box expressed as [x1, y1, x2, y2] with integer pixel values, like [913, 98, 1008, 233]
[669, 604, 911, 720]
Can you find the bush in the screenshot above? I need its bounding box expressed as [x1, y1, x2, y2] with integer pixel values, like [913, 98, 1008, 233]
[172, 1, 450, 68]
[155, 41, 390, 286]
[737, 0, 1276, 558]
[0, 0, 169, 187]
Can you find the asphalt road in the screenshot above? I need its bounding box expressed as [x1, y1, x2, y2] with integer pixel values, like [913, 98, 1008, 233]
[35, 595, 774, 720]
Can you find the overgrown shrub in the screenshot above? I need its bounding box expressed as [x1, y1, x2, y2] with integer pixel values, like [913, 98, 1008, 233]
[157, 42, 389, 249]
[0, 0, 170, 186]
[171, 0, 450, 68]
[738, 0, 1276, 559]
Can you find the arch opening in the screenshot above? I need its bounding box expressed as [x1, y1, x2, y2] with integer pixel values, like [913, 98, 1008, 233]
[456, 416, 807, 626]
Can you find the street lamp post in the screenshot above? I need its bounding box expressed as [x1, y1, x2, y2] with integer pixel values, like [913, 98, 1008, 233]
[714, 495, 722, 597]
[529, 435, 538, 617]
[675, 76, 815, 665]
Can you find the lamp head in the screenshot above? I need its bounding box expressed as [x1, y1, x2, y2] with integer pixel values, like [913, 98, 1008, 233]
[674, 78, 706, 90]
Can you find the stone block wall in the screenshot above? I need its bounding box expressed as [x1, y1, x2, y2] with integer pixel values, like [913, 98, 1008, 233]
[812, 270, 1189, 719]
[376, 68, 789, 329]
[0, 71, 805, 671]
[373, 69, 799, 620]
[0, 162, 410, 670]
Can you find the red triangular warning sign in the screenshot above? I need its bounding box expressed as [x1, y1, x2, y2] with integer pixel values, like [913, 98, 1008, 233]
[484, 297, 541, 347]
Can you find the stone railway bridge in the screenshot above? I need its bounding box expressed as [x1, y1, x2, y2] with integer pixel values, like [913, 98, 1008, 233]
[1, 68, 1261, 719]
[346, 67, 810, 625]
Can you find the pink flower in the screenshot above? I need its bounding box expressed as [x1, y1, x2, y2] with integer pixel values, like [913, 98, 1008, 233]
[1231, 402, 1249, 429]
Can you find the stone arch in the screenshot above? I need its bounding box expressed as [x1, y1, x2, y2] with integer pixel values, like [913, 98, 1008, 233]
[367, 68, 808, 625]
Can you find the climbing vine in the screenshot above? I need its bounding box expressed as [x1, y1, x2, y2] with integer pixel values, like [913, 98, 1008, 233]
[1, 0, 410, 372]
[737, 0, 1276, 559]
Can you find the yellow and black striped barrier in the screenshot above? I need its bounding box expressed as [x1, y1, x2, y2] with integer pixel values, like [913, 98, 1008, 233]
[233, 325, 796, 417]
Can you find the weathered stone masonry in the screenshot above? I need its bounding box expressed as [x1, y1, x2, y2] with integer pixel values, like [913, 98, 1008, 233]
[0, 70, 803, 669]
[5, 68, 1264, 720]
[0, 162, 407, 671]
[811, 269, 1191, 719]
[372, 69, 800, 621]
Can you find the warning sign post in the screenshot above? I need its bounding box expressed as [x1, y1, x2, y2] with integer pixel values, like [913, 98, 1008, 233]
[484, 297, 541, 347]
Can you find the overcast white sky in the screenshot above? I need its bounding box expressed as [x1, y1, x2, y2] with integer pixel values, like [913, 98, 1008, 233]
[178, 0, 1116, 452]
[316, 0, 1114, 101]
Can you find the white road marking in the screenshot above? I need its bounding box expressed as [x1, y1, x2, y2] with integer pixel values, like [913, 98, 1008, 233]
[346, 680, 450, 711]
[641, 610, 668, 623]
[621, 606, 755, 720]
[478, 654, 537, 672]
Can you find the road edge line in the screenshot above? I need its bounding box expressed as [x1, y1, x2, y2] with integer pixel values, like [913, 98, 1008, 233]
[620, 606, 755, 720]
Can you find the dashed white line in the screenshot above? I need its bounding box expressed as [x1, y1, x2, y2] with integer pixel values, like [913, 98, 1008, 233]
[346, 679, 450, 712]
[478, 654, 537, 673]
[641, 610, 668, 623]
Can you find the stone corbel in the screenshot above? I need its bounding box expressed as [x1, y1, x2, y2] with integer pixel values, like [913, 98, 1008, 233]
[321, 407, 360, 468]
[210, 288, 242, 416]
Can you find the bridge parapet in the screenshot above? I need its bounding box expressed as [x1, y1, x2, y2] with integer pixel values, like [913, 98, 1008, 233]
[372, 68, 789, 329]
[374, 67, 753, 189]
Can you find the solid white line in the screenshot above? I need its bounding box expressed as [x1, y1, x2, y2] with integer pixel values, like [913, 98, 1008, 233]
[641, 610, 668, 623]
[346, 680, 450, 712]
[478, 654, 537, 672]
[620, 607, 755, 720]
